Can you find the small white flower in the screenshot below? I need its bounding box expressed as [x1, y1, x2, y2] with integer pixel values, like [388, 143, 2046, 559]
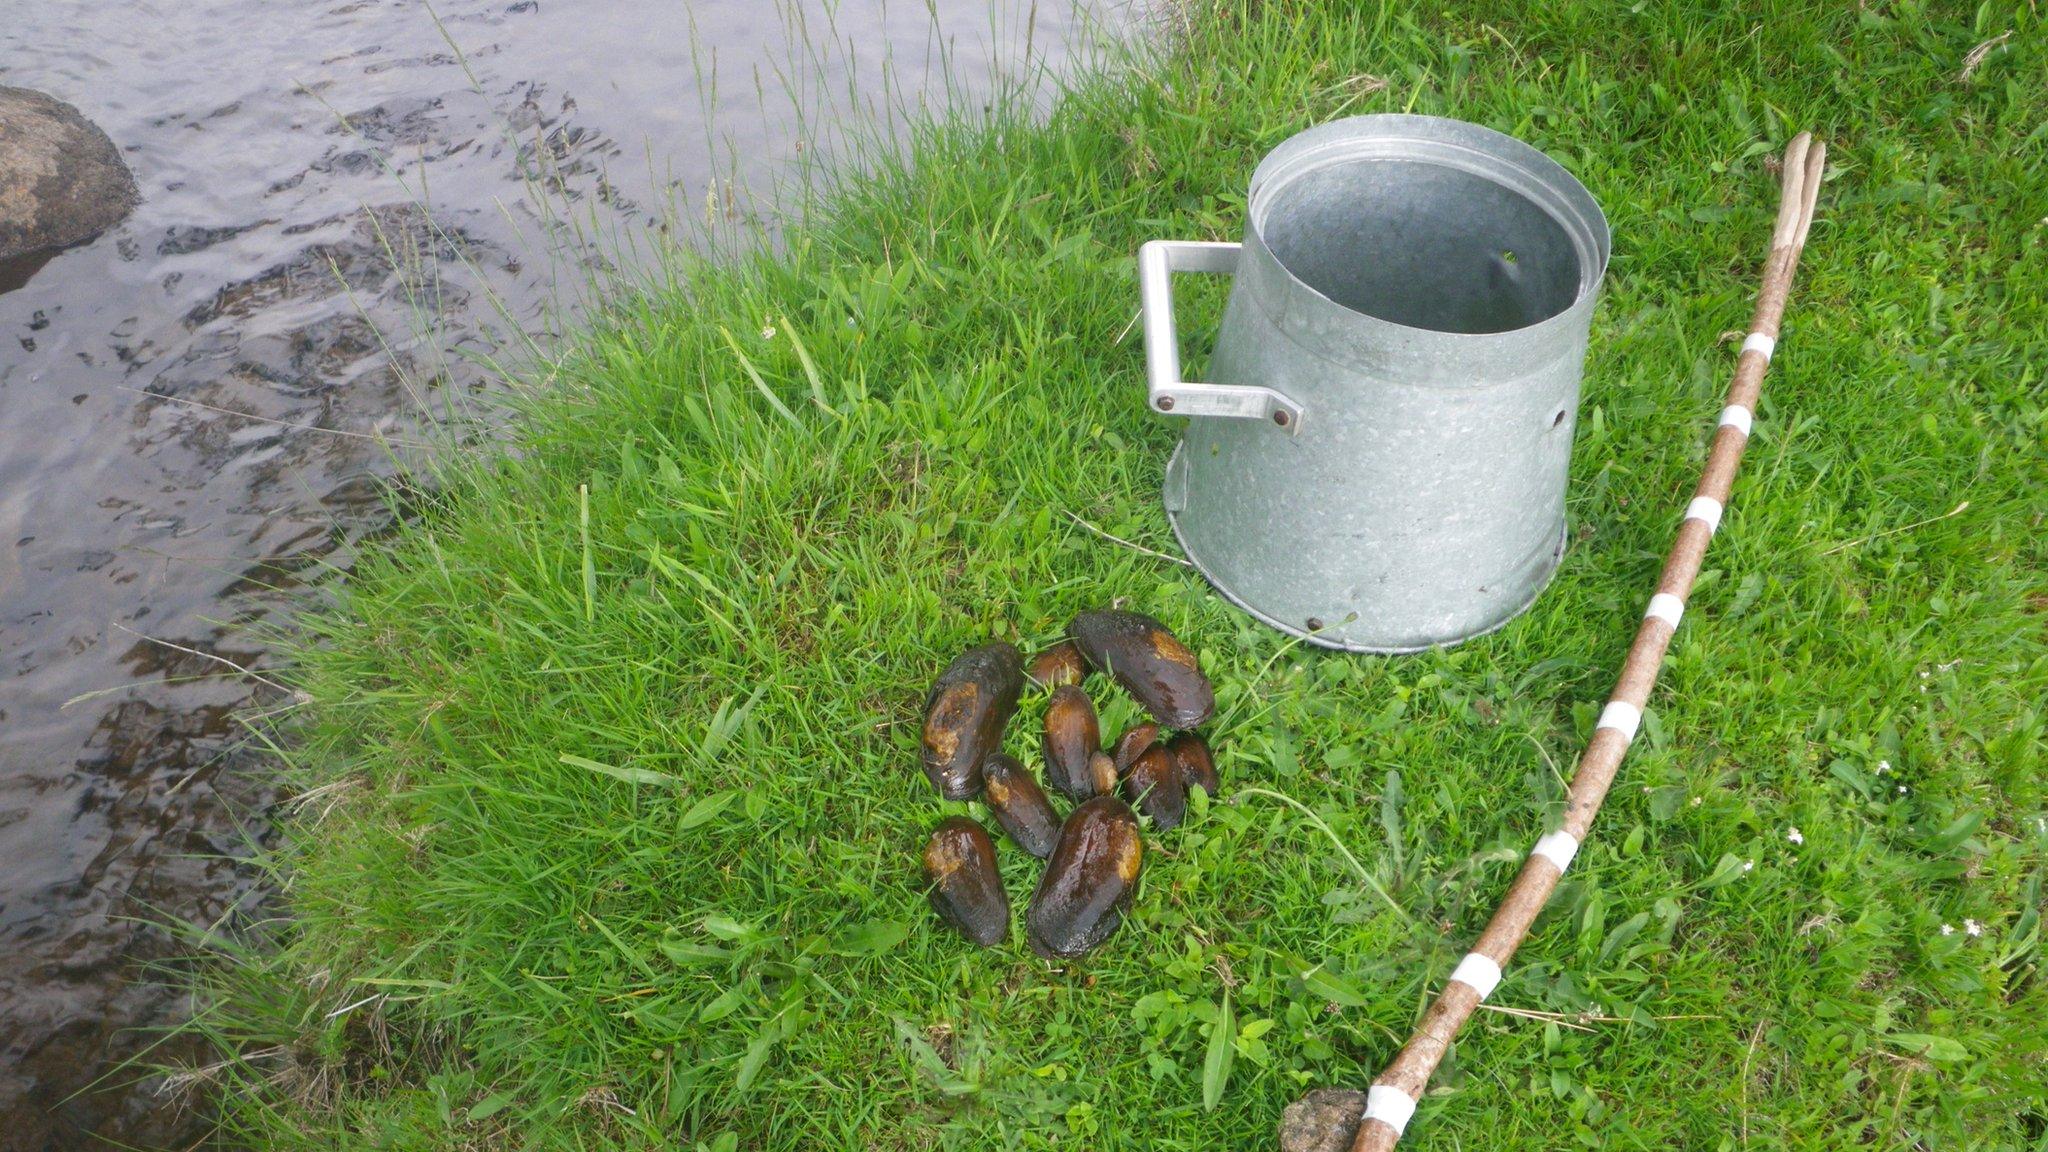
[1877, 760, 1891, 774]
[1741, 859, 1754, 873]
[1965, 919, 1983, 937]
[1897, 785, 1908, 794]
[760, 323, 777, 339]
[1786, 827, 1804, 845]
[1690, 796, 1703, 807]
[1941, 923, 1956, 936]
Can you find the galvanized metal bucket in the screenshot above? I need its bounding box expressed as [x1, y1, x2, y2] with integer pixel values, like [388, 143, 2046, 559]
[1139, 114, 1610, 652]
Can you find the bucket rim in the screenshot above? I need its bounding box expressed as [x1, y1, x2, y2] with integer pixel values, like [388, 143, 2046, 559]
[1245, 113, 1611, 343]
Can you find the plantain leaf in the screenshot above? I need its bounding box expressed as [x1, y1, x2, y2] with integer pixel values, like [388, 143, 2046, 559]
[678, 791, 738, 830]
[1202, 989, 1235, 1110]
[560, 753, 678, 786]
[831, 920, 909, 957]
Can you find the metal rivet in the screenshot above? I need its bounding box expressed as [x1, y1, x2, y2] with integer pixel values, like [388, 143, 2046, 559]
[1156, 396, 1175, 411]
[1272, 410, 1290, 427]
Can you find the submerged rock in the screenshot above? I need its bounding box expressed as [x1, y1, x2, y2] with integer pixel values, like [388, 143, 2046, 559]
[0, 87, 138, 260]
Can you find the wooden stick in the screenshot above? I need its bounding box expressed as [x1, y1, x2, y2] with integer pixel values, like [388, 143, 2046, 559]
[1343, 134, 1828, 1152]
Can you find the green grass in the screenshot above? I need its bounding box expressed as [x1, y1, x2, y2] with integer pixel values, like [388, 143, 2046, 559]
[194, 1, 2048, 1148]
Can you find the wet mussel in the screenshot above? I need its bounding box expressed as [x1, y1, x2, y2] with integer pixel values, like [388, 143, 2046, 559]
[923, 817, 1010, 947]
[1027, 640, 1089, 690]
[1026, 796, 1144, 958]
[982, 753, 1061, 859]
[1167, 732, 1219, 798]
[1110, 721, 1160, 773]
[1069, 610, 1215, 729]
[1041, 686, 1104, 800]
[921, 642, 1024, 800]
[1121, 743, 1187, 831]
[917, 618, 1219, 960]
[1082, 751, 1119, 798]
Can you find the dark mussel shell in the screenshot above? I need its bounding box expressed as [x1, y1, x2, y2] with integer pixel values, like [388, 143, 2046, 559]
[921, 642, 1024, 800]
[1111, 721, 1160, 773]
[1041, 686, 1103, 800]
[1167, 733, 1219, 797]
[1121, 743, 1187, 831]
[1069, 610, 1214, 729]
[982, 753, 1062, 858]
[1026, 796, 1143, 958]
[923, 817, 1010, 947]
[1027, 640, 1089, 690]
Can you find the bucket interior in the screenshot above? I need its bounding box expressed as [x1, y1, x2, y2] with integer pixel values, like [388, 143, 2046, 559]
[1259, 158, 1585, 335]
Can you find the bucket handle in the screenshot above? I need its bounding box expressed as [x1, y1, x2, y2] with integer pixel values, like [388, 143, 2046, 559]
[1138, 240, 1305, 434]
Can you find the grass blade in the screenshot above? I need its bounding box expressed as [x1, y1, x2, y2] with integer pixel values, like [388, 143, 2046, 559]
[719, 326, 800, 425]
[778, 316, 836, 415]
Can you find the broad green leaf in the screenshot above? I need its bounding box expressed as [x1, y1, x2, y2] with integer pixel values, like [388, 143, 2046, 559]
[736, 1011, 801, 1094]
[659, 935, 732, 965]
[560, 753, 678, 787]
[1300, 965, 1371, 1008]
[1890, 1033, 1969, 1061]
[1923, 811, 1983, 854]
[465, 1091, 514, 1122]
[700, 985, 748, 1023]
[679, 791, 738, 830]
[891, 1018, 979, 1096]
[1697, 853, 1750, 890]
[1380, 769, 1406, 876]
[701, 914, 756, 941]
[1202, 989, 1235, 1111]
[831, 920, 909, 957]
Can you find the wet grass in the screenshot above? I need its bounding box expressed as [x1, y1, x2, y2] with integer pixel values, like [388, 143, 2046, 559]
[191, 1, 2048, 1148]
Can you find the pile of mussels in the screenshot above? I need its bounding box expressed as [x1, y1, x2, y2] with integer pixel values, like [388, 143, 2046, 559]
[920, 609, 1220, 958]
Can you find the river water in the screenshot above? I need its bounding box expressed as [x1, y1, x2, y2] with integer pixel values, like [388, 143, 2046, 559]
[0, 3, 1120, 1146]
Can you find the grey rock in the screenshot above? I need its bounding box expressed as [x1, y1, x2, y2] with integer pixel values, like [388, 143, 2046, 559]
[0, 86, 139, 260]
[1278, 1087, 1368, 1152]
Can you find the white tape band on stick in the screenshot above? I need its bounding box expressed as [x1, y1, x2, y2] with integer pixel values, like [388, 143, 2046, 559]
[1742, 332, 1776, 360]
[1448, 952, 1503, 1001]
[1718, 405, 1753, 436]
[1532, 830, 1581, 872]
[1685, 496, 1724, 534]
[1597, 700, 1642, 742]
[1645, 593, 1685, 628]
[1364, 1085, 1418, 1136]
